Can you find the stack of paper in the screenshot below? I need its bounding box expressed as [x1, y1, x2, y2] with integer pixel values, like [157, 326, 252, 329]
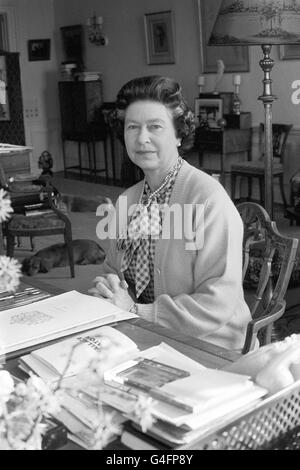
[103, 344, 268, 448]
[55, 385, 126, 449]
[75, 72, 102, 81]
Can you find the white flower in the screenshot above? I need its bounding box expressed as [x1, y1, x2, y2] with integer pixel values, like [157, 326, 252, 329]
[0, 189, 13, 222]
[90, 411, 122, 450]
[0, 256, 21, 292]
[0, 370, 14, 401]
[132, 394, 155, 433]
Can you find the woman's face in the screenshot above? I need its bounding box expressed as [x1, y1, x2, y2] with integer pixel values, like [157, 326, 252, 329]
[124, 100, 180, 175]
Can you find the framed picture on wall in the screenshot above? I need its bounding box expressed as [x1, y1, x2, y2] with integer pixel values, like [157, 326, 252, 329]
[28, 39, 51, 61]
[279, 44, 300, 60]
[197, 0, 249, 73]
[144, 10, 176, 65]
[0, 55, 10, 121]
[60, 24, 83, 68]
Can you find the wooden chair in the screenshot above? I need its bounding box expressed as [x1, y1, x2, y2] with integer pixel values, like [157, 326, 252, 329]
[3, 185, 75, 277]
[237, 202, 298, 354]
[232, 123, 293, 208]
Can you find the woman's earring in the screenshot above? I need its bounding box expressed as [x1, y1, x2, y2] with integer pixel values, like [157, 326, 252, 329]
[177, 140, 181, 147]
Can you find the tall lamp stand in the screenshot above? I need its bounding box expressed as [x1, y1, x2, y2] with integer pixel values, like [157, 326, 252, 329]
[258, 44, 277, 219]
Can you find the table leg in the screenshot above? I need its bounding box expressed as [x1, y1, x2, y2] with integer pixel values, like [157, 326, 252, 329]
[220, 149, 225, 187]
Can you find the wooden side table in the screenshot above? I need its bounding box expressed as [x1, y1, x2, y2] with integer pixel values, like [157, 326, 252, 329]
[194, 127, 252, 187]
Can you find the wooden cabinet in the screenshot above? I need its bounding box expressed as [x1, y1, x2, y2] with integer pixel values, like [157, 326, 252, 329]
[58, 80, 109, 181]
[58, 80, 104, 136]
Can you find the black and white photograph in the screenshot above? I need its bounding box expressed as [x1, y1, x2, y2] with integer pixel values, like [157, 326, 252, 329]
[0, 0, 300, 455]
[28, 39, 51, 61]
[0, 55, 10, 120]
[195, 97, 223, 128]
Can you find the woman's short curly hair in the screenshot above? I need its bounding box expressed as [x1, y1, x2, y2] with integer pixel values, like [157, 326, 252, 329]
[108, 75, 195, 154]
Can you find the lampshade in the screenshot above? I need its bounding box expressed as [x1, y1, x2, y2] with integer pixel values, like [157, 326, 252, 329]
[209, 0, 300, 46]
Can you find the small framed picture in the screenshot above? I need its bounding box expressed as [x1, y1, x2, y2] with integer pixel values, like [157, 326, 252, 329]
[279, 44, 300, 60]
[219, 92, 234, 115]
[144, 10, 176, 65]
[195, 98, 223, 129]
[60, 25, 83, 65]
[0, 55, 10, 121]
[28, 39, 51, 61]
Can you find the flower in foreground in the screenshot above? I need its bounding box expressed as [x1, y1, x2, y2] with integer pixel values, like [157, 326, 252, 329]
[0, 370, 14, 405]
[0, 370, 62, 450]
[0, 256, 22, 292]
[0, 189, 13, 222]
[132, 394, 155, 433]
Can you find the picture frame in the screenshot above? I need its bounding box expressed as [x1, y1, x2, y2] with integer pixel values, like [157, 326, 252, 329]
[197, 0, 249, 73]
[28, 39, 51, 61]
[60, 25, 83, 67]
[195, 97, 223, 128]
[144, 10, 176, 65]
[0, 55, 10, 121]
[219, 92, 234, 114]
[279, 44, 300, 60]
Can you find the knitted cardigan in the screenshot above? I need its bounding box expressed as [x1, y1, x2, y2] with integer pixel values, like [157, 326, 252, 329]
[99, 160, 251, 350]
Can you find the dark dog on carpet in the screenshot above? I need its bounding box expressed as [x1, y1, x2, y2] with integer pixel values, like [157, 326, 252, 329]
[22, 239, 105, 276]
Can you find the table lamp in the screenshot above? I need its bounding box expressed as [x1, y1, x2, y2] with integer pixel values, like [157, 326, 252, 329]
[208, 0, 300, 218]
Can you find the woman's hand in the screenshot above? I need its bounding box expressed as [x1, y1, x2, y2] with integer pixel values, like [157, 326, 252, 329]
[88, 274, 134, 311]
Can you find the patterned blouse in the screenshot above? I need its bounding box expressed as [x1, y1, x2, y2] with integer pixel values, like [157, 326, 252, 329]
[117, 157, 182, 303]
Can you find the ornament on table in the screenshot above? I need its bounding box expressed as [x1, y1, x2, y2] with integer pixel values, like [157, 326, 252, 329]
[38, 151, 54, 177]
[197, 75, 205, 96]
[232, 74, 242, 115]
[213, 59, 225, 94]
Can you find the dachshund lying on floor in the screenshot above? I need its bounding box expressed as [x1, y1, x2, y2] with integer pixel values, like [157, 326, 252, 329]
[22, 239, 105, 276]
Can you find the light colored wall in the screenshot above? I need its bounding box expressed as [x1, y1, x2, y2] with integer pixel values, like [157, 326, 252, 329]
[0, 0, 61, 173]
[53, 0, 201, 107]
[52, 0, 300, 201]
[1, 0, 300, 200]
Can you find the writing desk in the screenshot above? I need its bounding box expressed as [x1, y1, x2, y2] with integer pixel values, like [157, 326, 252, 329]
[5, 276, 239, 368]
[4, 278, 300, 451]
[194, 127, 252, 186]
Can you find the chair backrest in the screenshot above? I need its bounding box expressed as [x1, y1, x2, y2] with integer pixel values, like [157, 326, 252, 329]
[236, 202, 298, 354]
[259, 123, 293, 163]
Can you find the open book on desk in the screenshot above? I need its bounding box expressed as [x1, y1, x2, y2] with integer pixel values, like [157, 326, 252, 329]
[0, 290, 137, 356]
[19, 325, 140, 383]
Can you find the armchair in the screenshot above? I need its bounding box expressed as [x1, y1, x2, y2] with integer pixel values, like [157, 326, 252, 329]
[232, 124, 293, 209]
[237, 202, 298, 354]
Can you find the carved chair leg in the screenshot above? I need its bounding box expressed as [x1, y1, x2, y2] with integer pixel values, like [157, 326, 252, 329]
[30, 236, 35, 251]
[279, 174, 288, 209]
[247, 176, 252, 201]
[231, 173, 237, 201]
[103, 138, 109, 183]
[6, 233, 15, 257]
[64, 229, 74, 278]
[259, 177, 264, 206]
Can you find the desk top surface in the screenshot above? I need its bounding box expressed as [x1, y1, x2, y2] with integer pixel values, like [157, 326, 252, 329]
[5, 277, 239, 370]
[0, 144, 32, 155]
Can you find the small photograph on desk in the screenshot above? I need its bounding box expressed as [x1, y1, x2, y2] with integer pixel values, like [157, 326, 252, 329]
[195, 98, 223, 129]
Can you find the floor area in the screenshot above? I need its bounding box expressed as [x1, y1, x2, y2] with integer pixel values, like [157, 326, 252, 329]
[14, 170, 300, 338]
